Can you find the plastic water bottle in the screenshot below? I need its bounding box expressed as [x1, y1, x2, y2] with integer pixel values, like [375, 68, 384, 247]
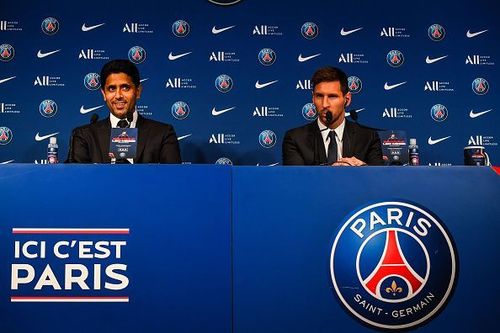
[47, 137, 58, 164]
[408, 138, 419, 166]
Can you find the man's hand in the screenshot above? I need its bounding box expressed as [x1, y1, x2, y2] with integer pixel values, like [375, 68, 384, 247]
[332, 156, 367, 167]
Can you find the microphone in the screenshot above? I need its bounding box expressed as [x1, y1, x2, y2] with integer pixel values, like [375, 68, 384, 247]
[325, 110, 333, 126]
[90, 113, 99, 124]
[126, 113, 133, 123]
[318, 110, 334, 136]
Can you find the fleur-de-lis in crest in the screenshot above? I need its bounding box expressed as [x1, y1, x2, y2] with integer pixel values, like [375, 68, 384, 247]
[385, 280, 403, 296]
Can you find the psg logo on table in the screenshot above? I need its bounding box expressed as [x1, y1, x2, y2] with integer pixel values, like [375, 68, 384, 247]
[301, 22, 319, 39]
[348, 76, 362, 94]
[0, 44, 15, 62]
[215, 157, 233, 165]
[172, 20, 190, 37]
[302, 103, 317, 121]
[215, 74, 233, 93]
[387, 50, 404, 67]
[258, 48, 276, 66]
[128, 46, 146, 64]
[84, 73, 101, 90]
[208, 0, 243, 5]
[41, 17, 59, 35]
[428, 24, 445, 41]
[39, 100, 58, 118]
[171, 101, 190, 120]
[430, 104, 448, 122]
[330, 201, 457, 330]
[472, 78, 489, 95]
[259, 130, 276, 148]
[0, 127, 13, 145]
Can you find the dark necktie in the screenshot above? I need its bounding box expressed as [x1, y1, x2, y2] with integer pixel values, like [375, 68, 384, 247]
[117, 119, 129, 128]
[327, 131, 338, 164]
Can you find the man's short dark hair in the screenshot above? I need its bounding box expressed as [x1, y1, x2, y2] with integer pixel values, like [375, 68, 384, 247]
[311, 66, 349, 95]
[100, 59, 141, 88]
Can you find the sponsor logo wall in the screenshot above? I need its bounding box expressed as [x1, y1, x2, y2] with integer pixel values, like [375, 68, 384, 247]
[0, 0, 498, 165]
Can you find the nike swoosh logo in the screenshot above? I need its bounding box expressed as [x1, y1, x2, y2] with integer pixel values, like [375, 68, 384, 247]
[0, 159, 14, 164]
[168, 51, 192, 61]
[255, 80, 278, 89]
[212, 107, 235, 116]
[466, 29, 488, 38]
[469, 109, 493, 118]
[425, 55, 448, 64]
[140, 78, 148, 83]
[80, 105, 104, 114]
[384, 81, 407, 90]
[35, 132, 59, 142]
[340, 27, 363, 36]
[0, 76, 16, 84]
[345, 108, 365, 117]
[177, 134, 192, 141]
[428, 136, 451, 145]
[212, 25, 235, 34]
[81, 23, 105, 32]
[37, 49, 61, 58]
[298, 53, 321, 62]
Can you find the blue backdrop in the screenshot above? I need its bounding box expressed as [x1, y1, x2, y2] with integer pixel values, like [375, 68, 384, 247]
[1, 0, 498, 165]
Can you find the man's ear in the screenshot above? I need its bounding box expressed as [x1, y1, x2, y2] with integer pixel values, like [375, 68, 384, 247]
[344, 92, 352, 107]
[136, 85, 143, 99]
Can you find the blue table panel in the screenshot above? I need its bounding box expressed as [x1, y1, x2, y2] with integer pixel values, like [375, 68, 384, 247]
[0, 165, 232, 333]
[233, 166, 500, 332]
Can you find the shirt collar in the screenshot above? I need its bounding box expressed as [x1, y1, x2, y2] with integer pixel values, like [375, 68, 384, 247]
[317, 117, 346, 142]
[109, 110, 138, 128]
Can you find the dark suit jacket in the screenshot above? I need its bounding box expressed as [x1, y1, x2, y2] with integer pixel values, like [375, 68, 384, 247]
[66, 115, 181, 164]
[282, 120, 384, 166]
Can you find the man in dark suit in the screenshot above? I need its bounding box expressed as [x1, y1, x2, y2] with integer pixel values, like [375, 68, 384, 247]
[282, 66, 383, 166]
[67, 59, 181, 164]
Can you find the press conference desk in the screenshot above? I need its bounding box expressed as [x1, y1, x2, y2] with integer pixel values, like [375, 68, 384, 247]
[1, 165, 498, 332]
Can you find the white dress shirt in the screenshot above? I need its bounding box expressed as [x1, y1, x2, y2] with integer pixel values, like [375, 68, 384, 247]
[317, 118, 345, 160]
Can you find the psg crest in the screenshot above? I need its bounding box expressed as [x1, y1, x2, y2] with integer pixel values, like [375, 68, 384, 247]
[0, 44, 15, 62]
[171, 101, 190, 120]
[39, 99, 58, 118]
[172, 20, 190, 37]
[347, 76, 362, 94]
[330, 201, 457, 330]
[0, 126, 13, 145]
[472, 78, 489, 95]
[128, 46, 146, 64]
[41, 17, 59, 35]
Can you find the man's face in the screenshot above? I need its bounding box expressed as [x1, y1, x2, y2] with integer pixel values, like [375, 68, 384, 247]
[312, 81, 351, 128]
[101, 73, 142, 119]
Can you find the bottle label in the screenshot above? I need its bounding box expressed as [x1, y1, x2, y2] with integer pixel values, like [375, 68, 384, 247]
[409, 151, 419, 166]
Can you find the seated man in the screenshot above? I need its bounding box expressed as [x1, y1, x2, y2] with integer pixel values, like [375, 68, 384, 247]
[67, 59, 181, 164]
[282, 66, 383, 166]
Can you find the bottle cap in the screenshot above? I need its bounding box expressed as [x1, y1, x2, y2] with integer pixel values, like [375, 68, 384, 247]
[409, 138, 416, 145]
[49, 137, 57, 144]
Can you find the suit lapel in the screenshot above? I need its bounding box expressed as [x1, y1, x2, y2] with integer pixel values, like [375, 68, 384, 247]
[342, 120, 356, 158]
[94, 118, 111, 163]
[308, 122, 326, 164]
[135, 115, 148, 162]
